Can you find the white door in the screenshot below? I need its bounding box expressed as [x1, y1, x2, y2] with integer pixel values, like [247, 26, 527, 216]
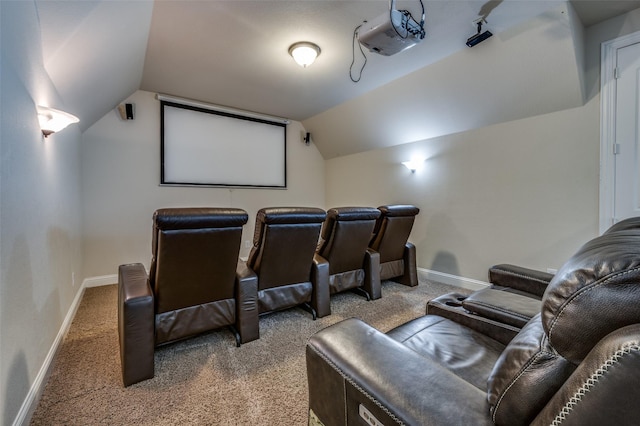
[614, 42, 640, 222]
[600, 31, 640, 232]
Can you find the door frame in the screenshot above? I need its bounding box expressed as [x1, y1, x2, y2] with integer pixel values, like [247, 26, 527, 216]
[600, 30, 640, 233]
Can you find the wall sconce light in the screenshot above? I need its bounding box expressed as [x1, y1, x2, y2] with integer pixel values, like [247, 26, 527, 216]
[402, 156, 425, 173]
[37, 106, 79, 137]
[289, 42, 321, 67]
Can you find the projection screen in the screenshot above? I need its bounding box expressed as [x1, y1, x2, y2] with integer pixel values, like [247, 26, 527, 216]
[160, 100, 287, 188]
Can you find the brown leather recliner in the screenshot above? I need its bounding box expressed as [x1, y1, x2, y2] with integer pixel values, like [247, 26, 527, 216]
[118, 208, 258, 386]
[369, 204, 419, 286]
[246, 207, 330, 320]
[316, 207, 382, 302]
[307, 221, 640, 425]
[428, 216, 640, 344]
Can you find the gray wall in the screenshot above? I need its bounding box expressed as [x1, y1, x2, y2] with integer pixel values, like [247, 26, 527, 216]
[1, 2, 84, 424]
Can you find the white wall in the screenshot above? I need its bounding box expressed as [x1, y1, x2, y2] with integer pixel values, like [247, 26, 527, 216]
[1, 2, 84, 424]
[326, 99, 600, 281]
[81, 90, 326, 279]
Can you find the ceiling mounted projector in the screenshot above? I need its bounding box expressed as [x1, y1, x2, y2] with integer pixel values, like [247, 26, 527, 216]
[357, 0, 426, 56]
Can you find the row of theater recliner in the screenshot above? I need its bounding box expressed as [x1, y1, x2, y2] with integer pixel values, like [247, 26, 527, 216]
[118, 204, 419, 386]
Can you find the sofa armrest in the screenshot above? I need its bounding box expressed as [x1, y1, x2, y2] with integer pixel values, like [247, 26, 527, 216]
[489, 264, 553, 298]
[118, 263, 155, 386]
[364, 248, 381, 300]
[306, 318, 493, 426]
[236, 259, 259, 343]
[312, 253, 331, 318]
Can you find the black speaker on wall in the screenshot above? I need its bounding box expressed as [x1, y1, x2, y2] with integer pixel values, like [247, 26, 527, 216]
[117, 103, 135, 120]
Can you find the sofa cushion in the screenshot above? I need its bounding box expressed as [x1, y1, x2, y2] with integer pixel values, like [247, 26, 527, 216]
[387, 315, 505, 390]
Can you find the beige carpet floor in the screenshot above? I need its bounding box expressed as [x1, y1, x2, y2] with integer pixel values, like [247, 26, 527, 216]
[30, 280, 466, 425]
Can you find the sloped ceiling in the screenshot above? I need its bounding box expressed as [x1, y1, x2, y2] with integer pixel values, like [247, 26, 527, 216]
[36, 0, 153, 132]
[139, 0, 560, 120]
[35, 1, 640, 155]
[303, 2, 587, 158]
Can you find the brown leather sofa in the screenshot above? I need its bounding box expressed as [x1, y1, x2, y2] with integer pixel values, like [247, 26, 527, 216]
[369, 204, 419, 286]
[246, 207, 330, 320]
[316, 207, 382, 302]
[118, 208, 258, 386]
[306, 221, 640, 425]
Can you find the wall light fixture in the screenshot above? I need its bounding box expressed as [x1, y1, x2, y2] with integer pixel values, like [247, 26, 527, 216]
[289, 42, 321, 68]
[37, 105, 79, 137]
[402, 156, 425, 173]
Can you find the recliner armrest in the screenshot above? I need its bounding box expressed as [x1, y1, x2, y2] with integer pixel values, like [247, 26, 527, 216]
[533, 324, 640, 425]
[400, 242, 418, 287]
[306, 318, 492, 426]
[364, 248, 381, 300]
[118, 263, 155, 386]
[236, 259, 259, 343]
[489, 264, 553, 298]
[312, 254, 330, 318]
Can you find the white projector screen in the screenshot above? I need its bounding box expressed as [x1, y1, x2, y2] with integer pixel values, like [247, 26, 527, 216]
[161, 101, 287, 188]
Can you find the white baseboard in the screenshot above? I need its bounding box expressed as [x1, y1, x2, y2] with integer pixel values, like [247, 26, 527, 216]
[417, 267, 490, 291]
[13, 282, 87, 426]
[83, 274, 118, 287]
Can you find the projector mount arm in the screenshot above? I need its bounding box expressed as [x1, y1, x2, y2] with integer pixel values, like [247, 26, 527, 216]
[389, 0, 426, 40]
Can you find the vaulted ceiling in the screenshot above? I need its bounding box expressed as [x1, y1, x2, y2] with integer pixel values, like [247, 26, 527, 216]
[36, 1, 640, 158]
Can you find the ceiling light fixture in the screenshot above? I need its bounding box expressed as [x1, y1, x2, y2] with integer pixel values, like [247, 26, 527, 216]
[289, 42, 321, 68]
[37, 105, 79, 137]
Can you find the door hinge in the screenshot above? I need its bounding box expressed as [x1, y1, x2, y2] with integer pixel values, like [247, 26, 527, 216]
[614, 67, 620, 79]
[613, 143, 621, 154]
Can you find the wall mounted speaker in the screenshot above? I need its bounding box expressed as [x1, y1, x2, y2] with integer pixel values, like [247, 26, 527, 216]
[117, 103, 135, 120]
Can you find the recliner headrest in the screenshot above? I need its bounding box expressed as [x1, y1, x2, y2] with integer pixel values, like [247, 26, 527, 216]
[372, 205, 419, 242]
[256, 207, 326, 225]
[377, 205, 420, 217]
[542, 229, 640, 363]
[252, 207, 326, 249]
[322, 207, 380, 240]
[604, 216, 640, 234]
[154, 208, 248, 230]
[327, 207, 380, 221]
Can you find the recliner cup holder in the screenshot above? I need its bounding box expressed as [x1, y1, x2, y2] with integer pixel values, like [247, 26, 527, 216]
[445, 301, 463, 307]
